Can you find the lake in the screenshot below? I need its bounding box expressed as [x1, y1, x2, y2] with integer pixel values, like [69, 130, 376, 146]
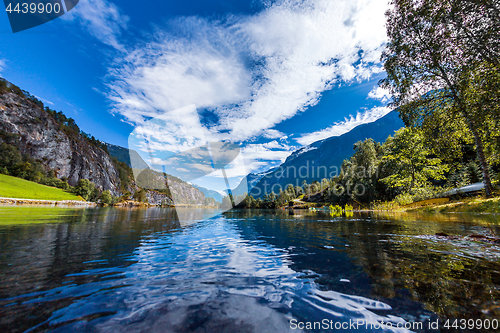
[0, 206, 499, 332]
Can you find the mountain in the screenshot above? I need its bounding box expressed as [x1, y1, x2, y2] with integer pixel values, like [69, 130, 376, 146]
[105, 143, 211, 205]
[192, 184, 224, 202]
[245, 111, 404, 198]
[232, 167, 278, 199]
[106, 143, 224, 203]
[0, 79, 123, 196]
[0, 78, 207, 205]
[105, 143, 149, 170]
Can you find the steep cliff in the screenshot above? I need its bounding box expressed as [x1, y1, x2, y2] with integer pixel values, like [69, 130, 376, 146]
[133, 168, 208, 205]
[105, 143, 209, 205]
[0, 82, 123, 196]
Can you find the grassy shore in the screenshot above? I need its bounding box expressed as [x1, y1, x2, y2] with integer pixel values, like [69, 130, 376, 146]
[406, 196, 500, 214]
[0, 174, 83, 201]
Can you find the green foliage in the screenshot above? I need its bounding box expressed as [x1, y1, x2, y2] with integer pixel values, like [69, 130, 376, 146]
[112, 157, 133, 190]
[329, 205, 342, 215]
[221, 195, 234, 210]
[133, 189, 147, 203]
[381, 0, 498, 196]
[324, 138, 385, 204]
[0, 78, 7, 93]
[380, 128, 449, 192]
[394, 193, 413, 206]
[73, 179, 96, 201]
[447, 161, 482, 188]
[0, 143, 22, 170]
[99, 190, 113, 205]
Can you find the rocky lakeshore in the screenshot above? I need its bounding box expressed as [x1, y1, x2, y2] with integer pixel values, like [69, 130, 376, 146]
[0, 197, 96, 206]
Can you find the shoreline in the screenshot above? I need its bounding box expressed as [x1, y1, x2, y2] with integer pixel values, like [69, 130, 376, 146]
[0, 197, 96, 207]
[0, 197, 219, 209]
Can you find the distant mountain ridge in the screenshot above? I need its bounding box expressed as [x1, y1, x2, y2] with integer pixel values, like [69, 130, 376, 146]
[104, 143, 150, 170]
[192, 184, 224, 203]
[244, 111, 404, 198]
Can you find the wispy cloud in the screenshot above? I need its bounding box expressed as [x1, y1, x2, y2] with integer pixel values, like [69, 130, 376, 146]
[262, 129, 287, 139]
[63, 0, 129, 50]
[368, 86, 391, 103]
[295, 106, 392, 146]
[34, 95, 54, 105]
[108, 0, 389, 142]
[109, 18, 252, 125]
[0, 58, 6, 73]
[220, 141, 295, 178]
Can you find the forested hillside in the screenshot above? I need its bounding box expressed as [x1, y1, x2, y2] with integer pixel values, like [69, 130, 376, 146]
[0, 78, 208, 205]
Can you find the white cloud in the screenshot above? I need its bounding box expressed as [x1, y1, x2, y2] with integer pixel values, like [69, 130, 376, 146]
[64, 0, 129, 50]
[242, 142, 294, 164]
[0, 58, 5, 72]
[34, 95, 54, 105]
[129, 104, 208, 156]
[368, 86, 391, 103]
[109, 19, 252, 124]
[217, 142, 294, 179]
[296, 106, 392, 146]
[262, 129, 286, 139]
[108, 0, 389, 142]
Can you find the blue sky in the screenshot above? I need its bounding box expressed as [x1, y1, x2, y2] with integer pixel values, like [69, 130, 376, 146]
[0, 0, 392, 192]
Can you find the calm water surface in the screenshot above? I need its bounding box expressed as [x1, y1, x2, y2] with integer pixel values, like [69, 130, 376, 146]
[0, 207, 499, 332]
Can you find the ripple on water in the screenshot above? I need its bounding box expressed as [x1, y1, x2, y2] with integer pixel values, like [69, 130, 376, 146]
[7, 209, 497, 332]
[0, 216, 417, 333]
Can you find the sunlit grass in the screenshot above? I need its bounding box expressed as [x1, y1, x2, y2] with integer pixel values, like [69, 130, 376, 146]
[0, 206, 87, 225]
[0, 174, 82, 201]
[412, 195, 500, 214]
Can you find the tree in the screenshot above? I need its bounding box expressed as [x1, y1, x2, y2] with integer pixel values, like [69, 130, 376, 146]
[74, 179, 96, 201]
[447, 0, 500, 67]
[294, 186, 303, 197]
[100, 190, 113, 205]
[133, 189, 147, 202]
[328, 138, 384, 203]
[381, 0, 499, 196]
[0, 143, 22, 170]
[380, 128, 448, 192]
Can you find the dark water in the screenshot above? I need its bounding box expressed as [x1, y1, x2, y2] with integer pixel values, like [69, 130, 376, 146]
[0, 207, 499, 332]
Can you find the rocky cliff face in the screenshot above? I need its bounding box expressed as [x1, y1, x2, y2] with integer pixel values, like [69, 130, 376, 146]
[146, 190, 174, 206]
[167, 176, 207, 205]
[106, 144, 208, 205]
[0, 88, 122, 196]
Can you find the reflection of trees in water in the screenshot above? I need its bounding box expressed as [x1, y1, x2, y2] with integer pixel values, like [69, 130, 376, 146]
[225, 210, 500, 320]
[0, 207, 181, 333]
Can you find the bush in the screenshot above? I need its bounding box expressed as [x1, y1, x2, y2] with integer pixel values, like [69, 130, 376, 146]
[410, 187, 441, 202]
[73, 179, 96, 201]
[329, 204, 342, 214]
[371, 200, 400, 211]
[99, 190, 113, 204]
[394, 193, 413, 206]
[133, 189, 146, 202]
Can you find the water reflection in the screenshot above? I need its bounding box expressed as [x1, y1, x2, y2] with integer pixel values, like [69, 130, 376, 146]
[226, 210, 500, 321]
[0, 207, 498, 332]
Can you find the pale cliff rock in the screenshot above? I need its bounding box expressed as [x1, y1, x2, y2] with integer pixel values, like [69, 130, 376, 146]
[0, 89, 122, 196]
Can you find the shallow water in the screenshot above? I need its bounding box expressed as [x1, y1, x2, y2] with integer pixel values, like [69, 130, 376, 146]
[0, 207, 499, 332]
